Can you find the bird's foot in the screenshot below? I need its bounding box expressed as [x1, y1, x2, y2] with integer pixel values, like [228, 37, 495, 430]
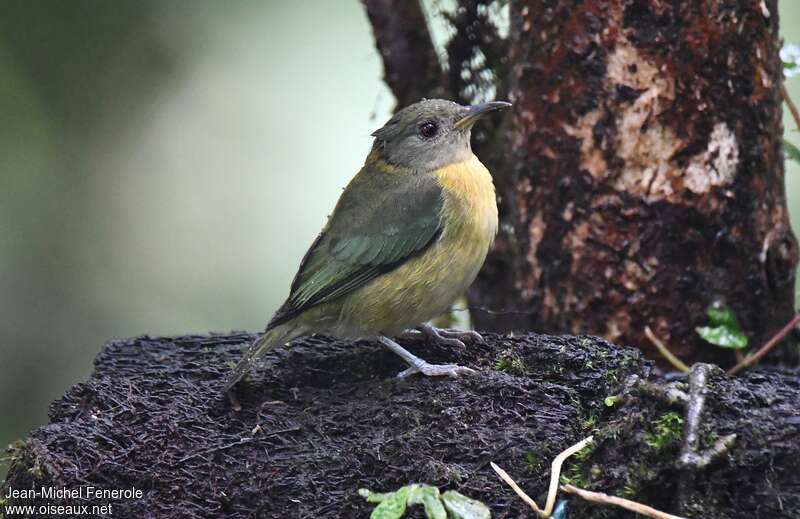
[399, 324, 484, 349]
[377, 335, 476, 379]
[396, 361, 476, 379]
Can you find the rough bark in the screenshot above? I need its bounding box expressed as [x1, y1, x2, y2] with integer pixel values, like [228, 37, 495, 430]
[502, 0, 798, 368]
[3, 333, 799, 518]
[366, 0, 799, 369]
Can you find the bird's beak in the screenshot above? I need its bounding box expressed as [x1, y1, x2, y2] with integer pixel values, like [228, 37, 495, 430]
[454, 101, 512, 130]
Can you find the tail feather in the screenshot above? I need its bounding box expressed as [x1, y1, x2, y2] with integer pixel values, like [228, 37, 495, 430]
[222, 324, 301, 393]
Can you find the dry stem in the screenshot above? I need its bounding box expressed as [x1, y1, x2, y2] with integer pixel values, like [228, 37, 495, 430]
[491, 435, 594, 518]
[489, 462, 543, 516]
[644, 326, 690, 373]
[560, 484, 687, 519]
[728, 311, 800, 375]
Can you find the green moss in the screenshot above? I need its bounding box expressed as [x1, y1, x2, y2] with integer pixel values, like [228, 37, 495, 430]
[494, 350, 528, 376]
[620, 461, 658, 499]
[621, 483, 639, 499]
[559, 439, 597, 488]
[525, 450, 540, 475]
[705, 430, 719, 446]
[644, 412, 683, 450]
[603, 369, 619, 385]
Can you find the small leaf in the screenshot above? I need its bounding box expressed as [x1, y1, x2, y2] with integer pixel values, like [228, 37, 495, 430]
[696, 326, 748, 349]
[604, 395, 620, 408]
[368, 486, 411, 519]
[441, 490, 491, 519]
[706, 305, 738, 328]
[696, 303, 748, 349]
[407, 485, 446, 519]
[784, 139, 800, 165]
[359, 488, 398, 503]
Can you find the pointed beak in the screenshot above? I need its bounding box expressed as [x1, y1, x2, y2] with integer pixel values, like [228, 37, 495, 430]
[454, 101, 512, 130]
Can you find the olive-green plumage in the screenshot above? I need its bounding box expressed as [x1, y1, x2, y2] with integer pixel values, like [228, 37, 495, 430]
[224, 99, 510, 391]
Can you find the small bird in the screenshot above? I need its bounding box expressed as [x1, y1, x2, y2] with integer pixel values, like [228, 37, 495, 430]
[224, 98, 510, 392]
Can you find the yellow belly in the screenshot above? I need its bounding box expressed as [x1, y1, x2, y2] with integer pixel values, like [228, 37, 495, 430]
[328, 154, 498, 337]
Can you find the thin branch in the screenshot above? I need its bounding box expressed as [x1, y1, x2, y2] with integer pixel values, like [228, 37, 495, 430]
[677, 364, 711, 470]
[560, 485, 687, 519]
[544, 435, 594, 515]
[782, 83, 800, 131]
[491, 435, 594, 518]
[727, 311, 800, 375]
[490, 462, 544, 516]
[362, 0, 444, 107]
[644, 326, 690, 373]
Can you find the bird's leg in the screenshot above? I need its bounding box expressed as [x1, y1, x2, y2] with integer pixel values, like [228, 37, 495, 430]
[397, 324, 484, 349]
[377, 336, 475, 378]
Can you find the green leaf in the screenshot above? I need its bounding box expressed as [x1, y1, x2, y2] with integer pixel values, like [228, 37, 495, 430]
[441, 491, 491, 519]
[359, 488, 398, 503]
[604, 395, 620, 408]
[695, 303, 748, 349]
[408, 485, 446, 519]
[361, 485, 490, 519]
[706, 305, 738, 328]
[366, 486, 411, 519]
[784, 139, 800, 165]
[696, 326, 748, 349]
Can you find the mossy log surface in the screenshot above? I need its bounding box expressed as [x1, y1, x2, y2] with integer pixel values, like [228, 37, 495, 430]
[2, 332, 799, 518]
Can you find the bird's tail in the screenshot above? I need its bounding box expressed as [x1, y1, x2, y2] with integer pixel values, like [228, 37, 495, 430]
[222, 323, 304, 393]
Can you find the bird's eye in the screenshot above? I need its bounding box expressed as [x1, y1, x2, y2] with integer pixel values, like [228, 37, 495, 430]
[419, 122, 438, 139]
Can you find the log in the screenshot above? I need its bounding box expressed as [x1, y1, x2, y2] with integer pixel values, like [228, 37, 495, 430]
[2, 332, 799, 518]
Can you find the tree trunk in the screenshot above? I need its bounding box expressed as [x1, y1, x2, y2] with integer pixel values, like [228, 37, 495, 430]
[365, 0, 798, 368]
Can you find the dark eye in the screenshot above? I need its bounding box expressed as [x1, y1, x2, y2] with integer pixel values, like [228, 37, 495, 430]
[419, 121, 438, 139]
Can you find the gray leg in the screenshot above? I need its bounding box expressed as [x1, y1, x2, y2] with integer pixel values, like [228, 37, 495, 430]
[417, 324, 483, 347]
[377, 336, 476, 378]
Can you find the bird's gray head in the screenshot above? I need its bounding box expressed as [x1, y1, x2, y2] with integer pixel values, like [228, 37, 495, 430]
[371, 98, 511, 172]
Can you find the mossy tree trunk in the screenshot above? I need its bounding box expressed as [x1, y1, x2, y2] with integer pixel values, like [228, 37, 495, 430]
[364, 0, 798, 368]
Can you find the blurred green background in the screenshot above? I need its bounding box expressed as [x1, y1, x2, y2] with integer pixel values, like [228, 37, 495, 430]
[2, 0, 800, 478]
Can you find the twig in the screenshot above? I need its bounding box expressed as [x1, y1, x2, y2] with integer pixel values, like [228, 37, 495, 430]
[727, 311, 800, 375]
[683, 434, 737, 469]
[634, 379, 689, 406]
[544, 435, 594, 515]
[490, 435, 594, 518]
[560, 485, 687, 519]
[677, 364, 711, 470]
[490, 462, 543, 516]
[782, 83, 800, 132]
[644, 326, 690, 373]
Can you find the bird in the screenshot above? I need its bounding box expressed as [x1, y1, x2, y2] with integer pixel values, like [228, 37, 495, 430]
[224, 98, 511, 393]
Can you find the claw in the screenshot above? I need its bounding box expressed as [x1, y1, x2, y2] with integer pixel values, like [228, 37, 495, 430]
[417, 324, 484, 348]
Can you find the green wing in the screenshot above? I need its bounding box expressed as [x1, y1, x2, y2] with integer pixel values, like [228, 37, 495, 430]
[268, 164, 444, 328]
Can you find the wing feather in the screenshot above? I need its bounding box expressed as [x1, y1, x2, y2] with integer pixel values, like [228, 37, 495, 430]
[268, 163, 444, 329]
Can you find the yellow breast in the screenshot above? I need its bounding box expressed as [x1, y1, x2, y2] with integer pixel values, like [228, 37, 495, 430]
[434, 154, 499, 245]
